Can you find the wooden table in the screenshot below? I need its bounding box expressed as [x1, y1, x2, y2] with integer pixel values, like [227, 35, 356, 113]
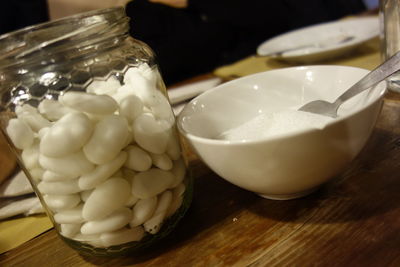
[1, 31, 400, 265]
[1, 85, 400, 266]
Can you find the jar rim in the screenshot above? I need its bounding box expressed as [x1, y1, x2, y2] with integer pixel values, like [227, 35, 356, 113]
[0, 7, 126, 42]
[0, 7, 129, 70]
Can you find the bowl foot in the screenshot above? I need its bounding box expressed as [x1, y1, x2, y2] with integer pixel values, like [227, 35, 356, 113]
[257, 187, 319, 200]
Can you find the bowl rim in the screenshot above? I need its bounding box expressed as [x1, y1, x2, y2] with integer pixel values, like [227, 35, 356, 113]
[177, 65, 386, 146]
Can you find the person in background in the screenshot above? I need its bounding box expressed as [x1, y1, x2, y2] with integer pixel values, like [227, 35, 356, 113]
[0, 0, 49, 35]
[126, 0, 378, 85]
[0, 0, 379, 85]
[46, 0, 131, 20]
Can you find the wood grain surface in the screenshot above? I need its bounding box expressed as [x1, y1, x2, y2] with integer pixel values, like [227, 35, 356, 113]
[1, 93, 400, 266]
[0, 132, 16, 185]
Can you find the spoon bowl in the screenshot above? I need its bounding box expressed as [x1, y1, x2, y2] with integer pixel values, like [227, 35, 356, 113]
[299, 50, 400, 117]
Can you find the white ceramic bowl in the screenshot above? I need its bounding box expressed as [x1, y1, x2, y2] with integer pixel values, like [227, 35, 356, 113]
[177, 66, 386, 200]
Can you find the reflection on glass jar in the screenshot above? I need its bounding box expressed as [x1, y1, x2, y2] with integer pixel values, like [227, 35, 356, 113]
[0, 7, 192, 256]
[380, 0, 400, 92]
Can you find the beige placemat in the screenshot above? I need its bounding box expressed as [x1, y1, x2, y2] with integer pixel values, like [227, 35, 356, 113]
[214, 37, 381, 79]
[0, 214, 52, 254]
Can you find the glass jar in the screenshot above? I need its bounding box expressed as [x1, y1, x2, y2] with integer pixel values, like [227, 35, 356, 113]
[380, 0, 400, 92]
[0, 8, 192, 256]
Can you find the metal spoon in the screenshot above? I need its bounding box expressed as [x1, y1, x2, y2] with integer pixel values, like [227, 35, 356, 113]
[298, 50, 400, 118]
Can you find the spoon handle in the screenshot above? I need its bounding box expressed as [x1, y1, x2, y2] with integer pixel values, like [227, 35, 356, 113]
[334, 50, 400, 106]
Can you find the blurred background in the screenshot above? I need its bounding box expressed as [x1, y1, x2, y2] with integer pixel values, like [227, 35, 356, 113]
[0, 0, 378, 85]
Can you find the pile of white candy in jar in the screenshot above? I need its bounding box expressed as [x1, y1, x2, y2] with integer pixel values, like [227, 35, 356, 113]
[6, 63, 187, 248]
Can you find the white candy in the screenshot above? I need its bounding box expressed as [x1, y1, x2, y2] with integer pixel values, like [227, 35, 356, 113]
[100, 226, 145, 247]
[38, 99, 74, 121]
[6, 118, 34, 149]
[124, 63, 156, 86]
[60, 223, 81, 238]
[119, 94, 144, 123]
[170, 158, 186, 188]
[166, 132, 182, 160]
[121, 170, 133, 188]
[123, 65, 161, 105]
[123, 145, 152, 172]
[111, 84, 137, 105]
[73, 233, 103, 247]
[8, 63, 187, 248]
[83, 115, 129, 165]
[40, 112, 93, 157]
[150, 153, 173, 171]
[37, 127, 49, 139]
[80, 189, 93, 202]
[86, 76, 121, 96]
[123, 69, 156, 105]
[124, 66, 173, 123]
[173, 182, 186, 197]
[39, 151, 95, 177]
[44, 194, 81, 211]
[15, 104, 37, 116]
[21, 141, 40, 169]
[166, 183, 186, 217]
[80, 207, 132, 235]
[112, 169, 124, 178]
[133, 113, 170, 154]
[147, 90, 174, 124]
[42, 170, 76, 182]
[54, 205, 84, 224]
[132, 168, 175, 199]
[122, 129, 135, 147]
[60, 92, 118, 115]
[38, 179, 81, 195]
[82, 178, 130, 221]
[30, 168, 44, 182]
[19, 111, 51, 132]
[139, 63, 158, 80]
[143, 190, 172, 234]
[121, 168, 136, 180]
[125, 195, 139, 207]
[79, 151, 127, 190]
[83, 113, 106, 123]
[129, 196, 157, 227]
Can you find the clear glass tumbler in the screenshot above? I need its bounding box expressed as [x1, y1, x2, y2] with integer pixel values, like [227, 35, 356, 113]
[0, 7, 192, 256]
[380, 0, 400, 92]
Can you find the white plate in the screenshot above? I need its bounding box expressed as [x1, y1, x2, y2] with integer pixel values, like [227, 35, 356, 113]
[167, 77, 222, 115]
[168, 77, 221, 105]
[257, 16, 379, 63]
